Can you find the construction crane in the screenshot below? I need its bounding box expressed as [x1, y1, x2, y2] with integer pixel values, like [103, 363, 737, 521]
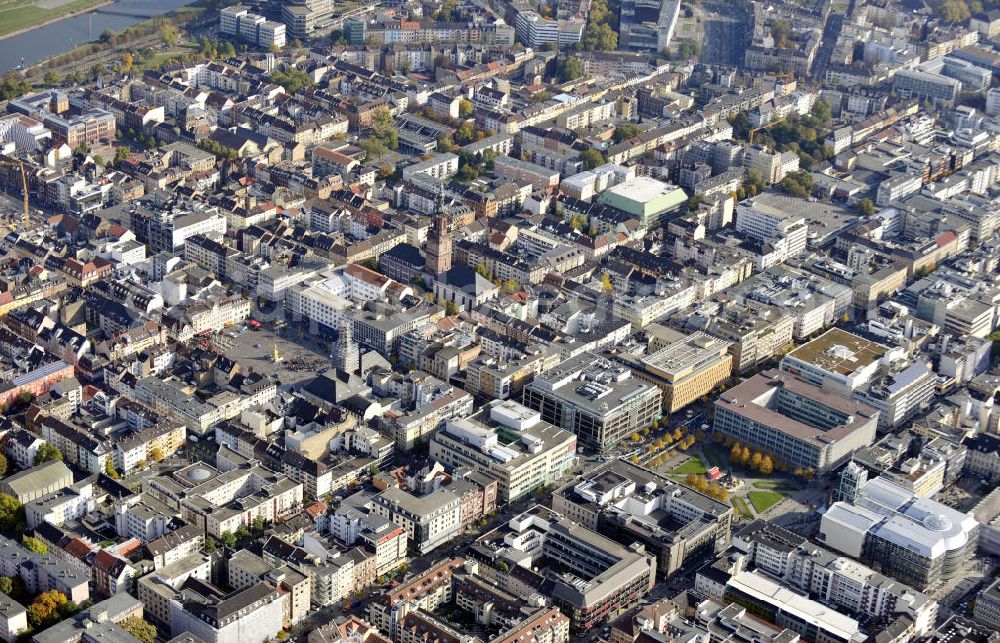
[748, 120, 782, 146]
[0, 159, 30, 231]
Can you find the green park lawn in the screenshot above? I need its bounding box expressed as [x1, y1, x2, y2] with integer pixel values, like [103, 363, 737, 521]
[670, 457, 708, 476]
[748, 490, 784, 513]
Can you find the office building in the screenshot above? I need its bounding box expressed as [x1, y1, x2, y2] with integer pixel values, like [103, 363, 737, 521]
[552, 459, 733, 577]
[597, 177, 687, 228]
[42, 109, 116, 149]
[219, 6, 286, 48]
[892, 70, 961, 106]
[724, 571, 867, 643]
[779, 328, 891, 393]
[429, 400, 577, 503]
[964, 433, 1000, 482]
[820, 476, 979, 589]
[855, 360, 936, 431]
[986, 87, 1000, 116]
[619, 0, 680, 51]
[732, 520, 938, 636]
[481, 506, 656, 632]
[513, 11, 584, 49]
[972, 578, 1000, 629]
[701, 302, 795, 374]
[736, 198, 808, 260]
[624, 331, 733, 413]
[522, 353, 662, 453]
[713, 370, 879, 473]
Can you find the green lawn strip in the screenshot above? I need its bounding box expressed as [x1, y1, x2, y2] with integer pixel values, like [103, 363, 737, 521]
[748, 490, 784, 513]
[732, 496, 753, 518]
[752, 480, 795, 491]
[670, 458, 707, 475]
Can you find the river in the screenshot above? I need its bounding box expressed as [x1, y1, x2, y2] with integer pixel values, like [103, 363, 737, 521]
[0, 0, 198, 70]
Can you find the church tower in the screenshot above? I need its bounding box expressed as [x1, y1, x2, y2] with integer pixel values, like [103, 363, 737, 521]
[332, 318, 360, 374]
[425, 214, 452, 275]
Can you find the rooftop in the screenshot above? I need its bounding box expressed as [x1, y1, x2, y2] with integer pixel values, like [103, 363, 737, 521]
[784, 328, 888, 376]
[715, 370, 879, 447]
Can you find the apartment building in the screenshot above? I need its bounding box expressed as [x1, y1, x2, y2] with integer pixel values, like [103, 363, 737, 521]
[0, 535, 89, 604]
[228, 549, 310, 625]
[0, 595, 26, 643]
[401, 154, 460, 182]
[368, 558, 469, 638]
[371, 485, 462, 554]
[494, 608, 570, 643]
[145, 462, 303, 538]
[262, 536, 373, 608]
[24, 479, 96, 529]
[328, 494, 408, 577]
[393, 385, 475, 451]
[493, 155, 560, 191]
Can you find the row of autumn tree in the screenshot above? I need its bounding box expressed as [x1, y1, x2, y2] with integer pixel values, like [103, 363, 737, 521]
[726, 439, 816, 480]
[684, 474, 730, 503]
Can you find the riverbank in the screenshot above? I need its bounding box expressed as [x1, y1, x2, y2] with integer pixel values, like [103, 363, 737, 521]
[0, 0, 111, 40]
[16, 2, 206, 78]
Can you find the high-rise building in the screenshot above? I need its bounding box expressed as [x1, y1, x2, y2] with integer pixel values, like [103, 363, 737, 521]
[838, 461, 867, 503]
